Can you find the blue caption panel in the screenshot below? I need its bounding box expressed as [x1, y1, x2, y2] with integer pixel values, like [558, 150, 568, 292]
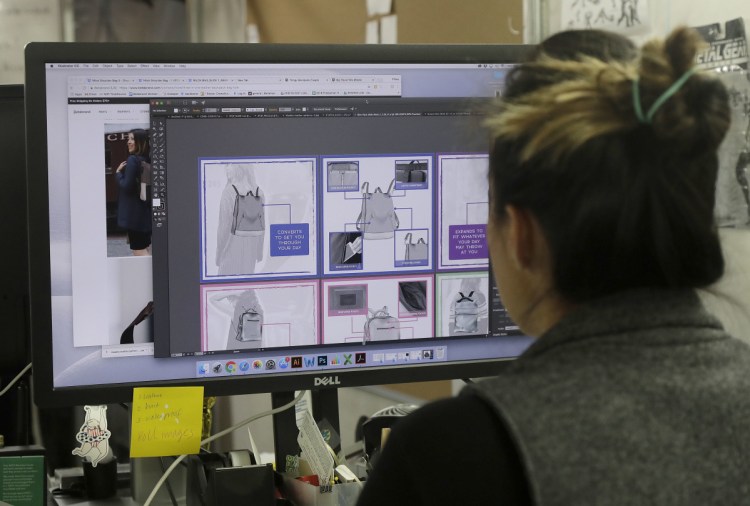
[270, 224, 310, 257]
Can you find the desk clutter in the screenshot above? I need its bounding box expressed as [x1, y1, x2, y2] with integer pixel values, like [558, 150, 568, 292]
[43, 400, 420, 505]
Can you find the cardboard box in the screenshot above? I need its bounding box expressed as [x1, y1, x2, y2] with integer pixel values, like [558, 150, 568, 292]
[396, 0, 523, 43]
[247, 0, 523, 44]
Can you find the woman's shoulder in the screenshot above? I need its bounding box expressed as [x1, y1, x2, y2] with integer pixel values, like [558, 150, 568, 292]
[393, 394, 500, 439]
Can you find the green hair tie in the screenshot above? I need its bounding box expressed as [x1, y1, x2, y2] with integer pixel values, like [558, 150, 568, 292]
[632, 67, 699, 124]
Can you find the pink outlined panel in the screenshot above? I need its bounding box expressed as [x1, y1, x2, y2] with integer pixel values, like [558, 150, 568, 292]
[201, 279, 319, 352]
[321, 274, 434, 345]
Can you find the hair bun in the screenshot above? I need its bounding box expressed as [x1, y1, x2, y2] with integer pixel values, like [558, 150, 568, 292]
[638, 27, 730, 154]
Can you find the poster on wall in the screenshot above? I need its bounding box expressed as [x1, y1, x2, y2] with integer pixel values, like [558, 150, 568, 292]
[714, 71, 750, 229]
[692, 18, 750, 228]
[560, 0, 650, 34]
[692, 18, 748, 71]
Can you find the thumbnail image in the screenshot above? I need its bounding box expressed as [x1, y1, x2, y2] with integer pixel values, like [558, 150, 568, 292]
[200, 157, 318, 281]
[327, 160, 360, 192]
[103, 123, 152, 258]
[436, 272, 489, 337]
[201, 280, 319, 352]
[322, 154, 434, 275]
[395, 230, 429, 267]
[329, 232, 363, 271]
[394, 159, 429, 189]
[96, 256, 154, 348]
[322, 275, 434, 344]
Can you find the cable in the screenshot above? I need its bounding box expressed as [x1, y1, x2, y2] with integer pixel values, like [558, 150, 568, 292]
[158, 457, 179, 506]
[246, 426, 261, 465]
[0, 363, 32, 398]
[142, 390, 307, 506]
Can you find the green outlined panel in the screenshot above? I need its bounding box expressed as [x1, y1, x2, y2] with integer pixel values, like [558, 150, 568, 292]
[435, 271, 489, 337]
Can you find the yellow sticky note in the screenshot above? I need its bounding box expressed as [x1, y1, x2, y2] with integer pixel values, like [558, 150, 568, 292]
[130, 386, 204, 458]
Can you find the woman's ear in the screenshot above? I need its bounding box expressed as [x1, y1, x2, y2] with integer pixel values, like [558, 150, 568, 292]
[503, 204, 538, 271]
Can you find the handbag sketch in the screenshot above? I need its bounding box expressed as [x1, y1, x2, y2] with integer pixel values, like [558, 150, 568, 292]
[396, 160, 427, 183]
[404, 232, 428, 261]
[328, 161, 359, 187]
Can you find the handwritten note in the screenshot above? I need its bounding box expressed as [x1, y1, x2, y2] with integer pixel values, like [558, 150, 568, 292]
[130, 387, 204, 458]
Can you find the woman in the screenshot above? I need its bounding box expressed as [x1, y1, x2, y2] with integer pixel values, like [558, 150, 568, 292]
[215, 163, 265, 275]
[357, 28, 750, 505]
[115, 128, 151, 256]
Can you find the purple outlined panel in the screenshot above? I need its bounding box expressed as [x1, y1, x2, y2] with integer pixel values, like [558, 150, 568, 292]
[322, 153, 434, 277]
[437, 154, 490, 270]
[199, 156, 318, 283]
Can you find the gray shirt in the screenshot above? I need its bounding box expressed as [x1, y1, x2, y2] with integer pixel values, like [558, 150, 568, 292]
[467, 288, 750, 505]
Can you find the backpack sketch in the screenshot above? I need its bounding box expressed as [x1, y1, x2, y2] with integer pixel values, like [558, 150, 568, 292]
[231, 185, 265, 236]
[364, 306, 401, 342]
[356, 180, 399, 239]
[453, 291, 480, 333]
[230, 290, 264, 347]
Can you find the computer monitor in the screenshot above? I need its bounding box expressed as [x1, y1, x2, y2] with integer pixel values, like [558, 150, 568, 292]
[0, 84, 32, 446]
[25, 43, 534, 418]
[0, 84, 29, 374]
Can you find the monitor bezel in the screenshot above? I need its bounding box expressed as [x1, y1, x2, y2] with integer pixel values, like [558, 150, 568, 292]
[26, 42, 532, 408]
[0, 84, 30, 373]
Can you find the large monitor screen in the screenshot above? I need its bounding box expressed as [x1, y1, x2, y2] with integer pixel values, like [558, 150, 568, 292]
[26, 43, 534, 407]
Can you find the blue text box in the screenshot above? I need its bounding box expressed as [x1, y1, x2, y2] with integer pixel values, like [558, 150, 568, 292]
[270, 224, 310, 257]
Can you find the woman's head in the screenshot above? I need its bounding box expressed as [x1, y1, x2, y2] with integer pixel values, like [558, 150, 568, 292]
[487, 27, 730, 311]
[128, 128, 150, 156]
[226, 163, 258, 186]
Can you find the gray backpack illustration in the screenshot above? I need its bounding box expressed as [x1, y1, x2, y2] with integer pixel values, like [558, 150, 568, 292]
[404, 233, 428, 261]
[328, 161, 358, 187]
[453, 291, 480, 333]
[356, 180, 399, 239]
[231, 185, 265, 237]
[364, 307, 400, 342]
[232, 291, 264, 344]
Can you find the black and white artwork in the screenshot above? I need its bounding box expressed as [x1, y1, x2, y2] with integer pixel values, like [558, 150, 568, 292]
[561, 0, 649, 33]
[716, 71, 750, 228]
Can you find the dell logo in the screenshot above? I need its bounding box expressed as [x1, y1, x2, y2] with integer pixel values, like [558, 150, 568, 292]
[314, 376, 341, 387]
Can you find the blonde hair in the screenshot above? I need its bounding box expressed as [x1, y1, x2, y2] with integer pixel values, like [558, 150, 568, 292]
[486, 27, 730, 166]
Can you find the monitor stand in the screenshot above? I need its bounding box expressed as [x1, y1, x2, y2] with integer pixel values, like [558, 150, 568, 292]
[271, 389, 340, 473]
